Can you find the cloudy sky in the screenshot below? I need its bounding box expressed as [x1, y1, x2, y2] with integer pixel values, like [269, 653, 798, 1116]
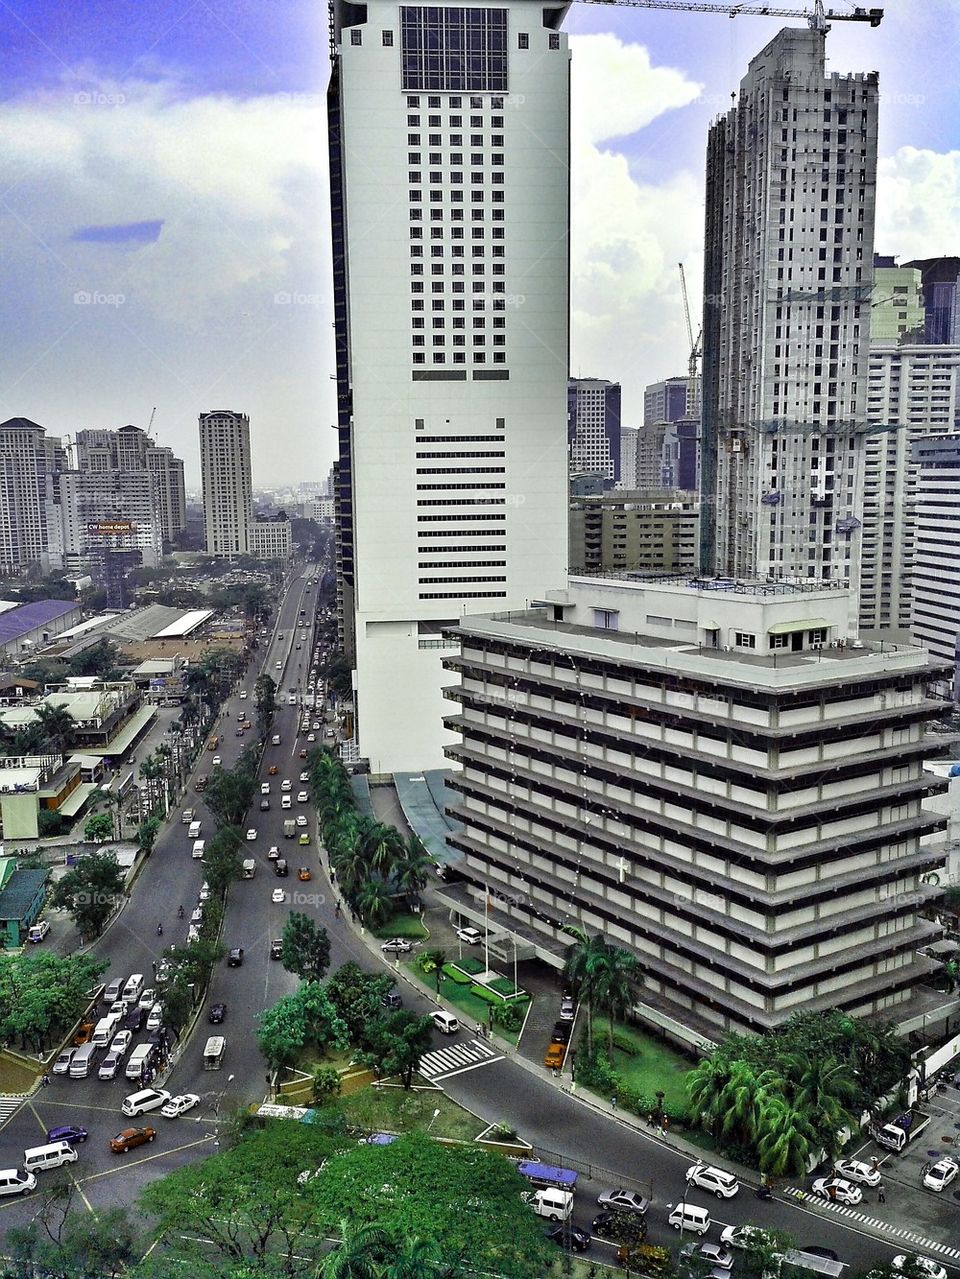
[1, 0, 957, 486]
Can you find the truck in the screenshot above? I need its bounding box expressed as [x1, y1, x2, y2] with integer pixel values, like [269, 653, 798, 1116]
[544, 1041, 567, 1071]
[126, 1043, 156, 1082]
[241, 859, 256, 880]
[283, 819, 296, 839]
[204, 1036, 226, 1070]
[516, 1160, 579, 1192]
[871, 1109, 933, 1153]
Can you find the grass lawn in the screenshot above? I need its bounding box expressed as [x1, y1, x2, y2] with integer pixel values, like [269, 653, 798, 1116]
[413, 965, 523, 1046]
[373, 913, 429, 940]
[336, 1083, 487, 1144]
[589, 1017, 693, 1109]
[0, 1052, 39, 1093]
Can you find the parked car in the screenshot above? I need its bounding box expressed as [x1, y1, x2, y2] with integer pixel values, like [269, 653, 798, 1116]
[922, 1157, 959, 1193]
[98, 1053, 121, 1080]
[811, 1177, 862, 1206]
[161, 1093, 199, 1118]
[455, 926, 483, 945]
[227, 947, 244, 967]
[208, 1002, 227, 1024]
[893, 1259, 947, 1279]
[685, 1164, 740, 1199]
[834, 1158, 881, 1187]
[110, 1126, 157, 1154]
[597, 1188, 649, 1215]
[380, 938, 412, 954]
[270, 939, 283, 960]
[146, 1003, 164, 1032]
[46, 1125, 88, 1145]
[28, 920, 50, 943]
[719, 1226, 771, 1251]
[591, 1211, 648, 1244]
[550, 1021, 571, 1044]
[559, 995, 575, 1021]
[680, 1243, 734, 1271]
[546, 1223, 591, 1251]
[53, 1049, 74, 1075]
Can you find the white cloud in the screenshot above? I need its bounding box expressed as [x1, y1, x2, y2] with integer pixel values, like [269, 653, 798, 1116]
[876, 146, 960, 258]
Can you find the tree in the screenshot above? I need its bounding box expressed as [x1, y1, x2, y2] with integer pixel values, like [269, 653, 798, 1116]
[562, 928, 613, 1055]
[256, 982, 348, 1072]
[203, 826, 245, 894]
[357, 879, 394, 928]
[280, 913, 332, 984]
[420, 949, 447, 997]
[325, 962, 395, 1045]
[8, 1205, 139, 1279]
[780, 1053, 858, 1160]
[255, 673, 277, 740]
[34, 702, 76, 756]
[592, 943, 644, 1055]
[68, 638, 120, 678]
[51, 850, 124, 938]
[755, 1094, 817, 1177]
[91, 785, 126, 839]
[205, 748, 259, 830]
[357, 823, 403, 876]
[392, 837, 432, 907]
[138, 815, 161, 855]
[0, 951, 108, 1052]
[359, 1010, 434, 1089]
[734, 1227, 796, 1279]
[83, 812, 114, 843]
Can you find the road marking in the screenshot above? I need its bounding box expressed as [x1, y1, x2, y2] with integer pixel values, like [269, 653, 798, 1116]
[783, 1187, 960, 1259]
[78, 1134, 217, 1183]
[419, 1037, 503, 1081]
[0, 1096, 24, 1129]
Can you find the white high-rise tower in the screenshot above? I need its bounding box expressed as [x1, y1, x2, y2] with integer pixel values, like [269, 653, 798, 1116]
[199, 411, 253, 558]
[327, 0, 571, 772]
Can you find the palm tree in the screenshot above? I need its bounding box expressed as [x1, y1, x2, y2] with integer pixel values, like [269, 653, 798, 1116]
[592, 944, 644, 1055]
[319, 1221, 392, 1278]
[393, 838, 432, 906]
[357, 822, 403, 877]
[35, 703, 75, 756]
[331, 844, 371, 901]
[756, 1095, 817, 1177]
[422, 948, 448, 995]
[381, 1237, 448, 1278]
[357, 879, 394, 928]
[562, 928, 612, 1055]
[780, 1053, 858, 1160]
[686, 1055, 735, 1132]
[717, 1062, 781, 1149]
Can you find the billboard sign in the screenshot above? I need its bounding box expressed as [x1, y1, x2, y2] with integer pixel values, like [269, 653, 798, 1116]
[87, 521, 135, 535]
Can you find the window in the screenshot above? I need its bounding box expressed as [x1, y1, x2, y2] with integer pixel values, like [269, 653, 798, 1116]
[734, 632, 757, 649]
[350, 29, 362, 45]
[518, 32, 529, 47]
[549, 32, 560, 49]
[401, 7, 508, 92]
[382, 30, 394, 45]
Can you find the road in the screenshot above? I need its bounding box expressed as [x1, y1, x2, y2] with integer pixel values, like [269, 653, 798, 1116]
[0, 566, 957, 1276]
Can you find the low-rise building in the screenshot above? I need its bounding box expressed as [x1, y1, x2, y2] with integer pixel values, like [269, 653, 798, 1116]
[569, 489, 698, 575]
[0, 858, 49, 948]
[0, 600, 82, 658]
[252, 520, 292, 561]
[443, 575, 949, 1042]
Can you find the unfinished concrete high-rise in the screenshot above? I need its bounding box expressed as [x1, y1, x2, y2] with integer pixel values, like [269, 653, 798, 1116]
[700, 28, 878, 605]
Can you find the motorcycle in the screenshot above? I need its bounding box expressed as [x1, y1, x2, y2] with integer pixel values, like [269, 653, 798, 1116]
[754, 1185, 773, 1201]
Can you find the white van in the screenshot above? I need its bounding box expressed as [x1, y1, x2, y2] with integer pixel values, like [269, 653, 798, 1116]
[281, 795, 292, 810]
[188, 820, 201, 839]
[192, 839, 205, 860]
[668, 1203, 711, 1235]
[122, 1087, 170, 1117]
[531, 1188, 573, 1221]
[24, 1141, 78, 1173]
[260, 782, 270, 795]
[0, 1169, 36, 1197]
[122, 974, 144, 1003]
[271, 734, 281, 746]
[69, 1042, 98, 1079]
[125, 1044, 155, 1082]
[91, 1013, 120, 1047]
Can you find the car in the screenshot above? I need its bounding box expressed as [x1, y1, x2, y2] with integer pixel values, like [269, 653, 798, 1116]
[227, 947, 244, 966]
[312, 722, 322, 731]
[235, 727, 244, 737]
[597, 1188, 649, 1215]
[833, 1158, 882, 1187]
[109, 999, 130, 1018]
[53, 1049, 74, 1075]
[299, 833, 310, 845]
[276, 660, 282, 669]
[270, 939, 283, 959]
[590, 1211, 648, 1244]
[122, 1006, 146, 1032]
[295, 814, 308, 828]
[272, 888, 286, 904]
[98, 1053, 121, 1080]
[381, 938, 413, 953]
[455, 926, 483, 945]
[922, 1156, 959, 1192]
[0, 1170, 36, 1196]
[800, 1248, 840, 1263]
[241, 721, 251, 730]
[110, 1126, 157, 1154]
[300, 771, 310, 782]
[381, 991, 403, 1010]
[121, 1088, 171, 1116]
[198, 883, 211, 902]
[246, 829, 257, 841]
[73, 1020, 95, 1046]
[297, 791, 309, 803]
[719, 1226, 771, 1251]
[546, 1223, 591, 1252]
[212, 755, 222, 766]
[146, 1003, 164, 1032]
[46, 1125, 88, 1145]
[551, 1021, 572, 1044]
[260, 781, 271, 795]
[260, 799, 270, 811]
[893, 1259, 947, 1279]
[110, 1030, 133, 1057]
[298, 867, 312, 881]
[296, 642, 301, 649]
[237, 711, 246, 720]
[208, 1002, 227, 1024]
[811, 1177, 862, 1206]
[680, 1243, 734, 1271]
[685, 1164, 740, 1199]
[268, 765, 278, 776]
[239, 690, 247, 699]
[431, 1010, 459, 1034]
[103, 978, 123, 1003]
[28, 919, 50, 943]
[281, 779, 292, 791]
[268, 844, 280, 860]
[137, 989, 156, 1009]
[299, 749, 307, 759]
[559, 996, 575, 1021]
[307, 733, 316, 742]
[161, 1093, 200, 1118]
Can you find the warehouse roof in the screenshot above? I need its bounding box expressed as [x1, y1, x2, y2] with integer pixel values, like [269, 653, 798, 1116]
[0, 600, 77, 647]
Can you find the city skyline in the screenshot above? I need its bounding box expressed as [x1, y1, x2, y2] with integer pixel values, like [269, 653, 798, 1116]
[0, 0, 957, 484]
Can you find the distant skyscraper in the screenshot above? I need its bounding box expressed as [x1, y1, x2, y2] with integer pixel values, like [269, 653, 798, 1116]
[903, 257, 960, 345]
[871, 256, 924, 342]
[644, 377, 688, 427]
[58, 469, 163, 571]
[327, 0, 571, 772]
[199, 411, 253, 558]
[74, 425, 186, 544]
[700, 28, 878, 594]
[911, 434, 960, 697]
[619, 426, 639, 490]
[0, 418, 65, 575]
[567, 378, 621, 483]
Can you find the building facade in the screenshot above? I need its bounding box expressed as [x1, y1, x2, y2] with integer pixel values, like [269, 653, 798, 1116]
[860, 344, 960, 637]
[0, 419, 66, 575]
[569, 489, 699, 574]
[199, 411, 253, 558]
[644, 377, 689, 427]
[700, 28, 878, 597]
[251, 519, 293, 561]
[904, 257, 960, 346]
[443, 576, 948, 1039]
[870, 256, 924, 342]
[58, 470, 164, 572]
[567, 378, 621, 483]
[911, 434, 960, 697]
[74, 425, 187, 544]
[327, 0, 572, 772]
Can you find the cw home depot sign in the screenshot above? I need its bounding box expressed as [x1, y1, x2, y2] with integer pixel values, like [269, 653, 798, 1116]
[86, 521, 135, 535]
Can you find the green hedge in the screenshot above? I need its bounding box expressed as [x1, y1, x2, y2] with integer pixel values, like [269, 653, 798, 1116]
[488, 976, 526, 999]
[441, 964, 474, 986]
[450, 955, 485, 976]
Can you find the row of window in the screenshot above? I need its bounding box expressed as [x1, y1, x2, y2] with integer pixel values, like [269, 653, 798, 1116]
[412, 352, 507, 364]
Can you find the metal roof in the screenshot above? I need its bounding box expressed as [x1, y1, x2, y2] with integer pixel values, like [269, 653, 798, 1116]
[0, 600, 78, 647]
[152, 609, 214, 638]
[0, 867, 48, 921]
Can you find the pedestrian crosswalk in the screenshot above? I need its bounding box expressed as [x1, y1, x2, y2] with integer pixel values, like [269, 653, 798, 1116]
[0, 1096, 25, 1128]
[783, 1187, 960, 1260]
[419, 1037, 503, 1082]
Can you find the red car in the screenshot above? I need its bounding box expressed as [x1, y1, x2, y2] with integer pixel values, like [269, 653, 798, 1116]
[110, 1126, 156, 1154]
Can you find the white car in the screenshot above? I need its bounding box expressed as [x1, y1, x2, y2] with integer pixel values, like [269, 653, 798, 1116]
[380, 938, 413, 954]
[297, 791, 309, 803]
[246, 829, 257, 841]
[268, 845, 280, 860]
[312, 722, 321, 731]
[811, 1176, 862, 1206]
[260, 782, 270, 795]
[271, 888, 286, 904]
[275, 661, 282, 669]
[299, 771, 310, 782]
[98, 1053, 121, 1080]
[685, 1164, 740, 1198]
[431, 1010, 459, 1034]
[161, 1093, 200, 1119]
[146, 1002, 164, 1032]
[121, 1088, 171, 1117]
[455, 926, 483, 945]
[296, 815, 308, 827]
[212, 755, 222, 766]
[53, 1049, 74, 1075]
[199, 883, 211, 902]
[833, 1158, 881, 1187]
[137, 988, 156, 1009]
[719, 1226, 771, 1251]
[893, 1259, 947, 1279]
[922, 1157, 959, 1193]
[239, 690, 247, 699]
[306, 733, 316, 743]
[281, 779, 292, 791]
[109, 1030, 132, 1057]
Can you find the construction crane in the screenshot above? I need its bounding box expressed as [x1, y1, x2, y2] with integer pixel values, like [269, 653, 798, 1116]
[580, 1, 882, 31]
[677, 263, 702, 420]
[146, 407, 156, 439]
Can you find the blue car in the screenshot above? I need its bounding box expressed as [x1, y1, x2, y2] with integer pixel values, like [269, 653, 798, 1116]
[45, 1125, 88, 1145]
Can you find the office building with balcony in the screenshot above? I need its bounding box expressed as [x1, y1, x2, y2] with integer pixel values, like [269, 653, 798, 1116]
[569, 489, 698, 575]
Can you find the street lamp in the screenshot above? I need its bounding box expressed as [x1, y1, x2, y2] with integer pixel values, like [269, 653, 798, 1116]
[426, 1107, 441, 1133]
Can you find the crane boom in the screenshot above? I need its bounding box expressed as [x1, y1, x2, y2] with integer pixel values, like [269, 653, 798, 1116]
[579, 1, 882, 29]
[678, 262, 694, 353]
